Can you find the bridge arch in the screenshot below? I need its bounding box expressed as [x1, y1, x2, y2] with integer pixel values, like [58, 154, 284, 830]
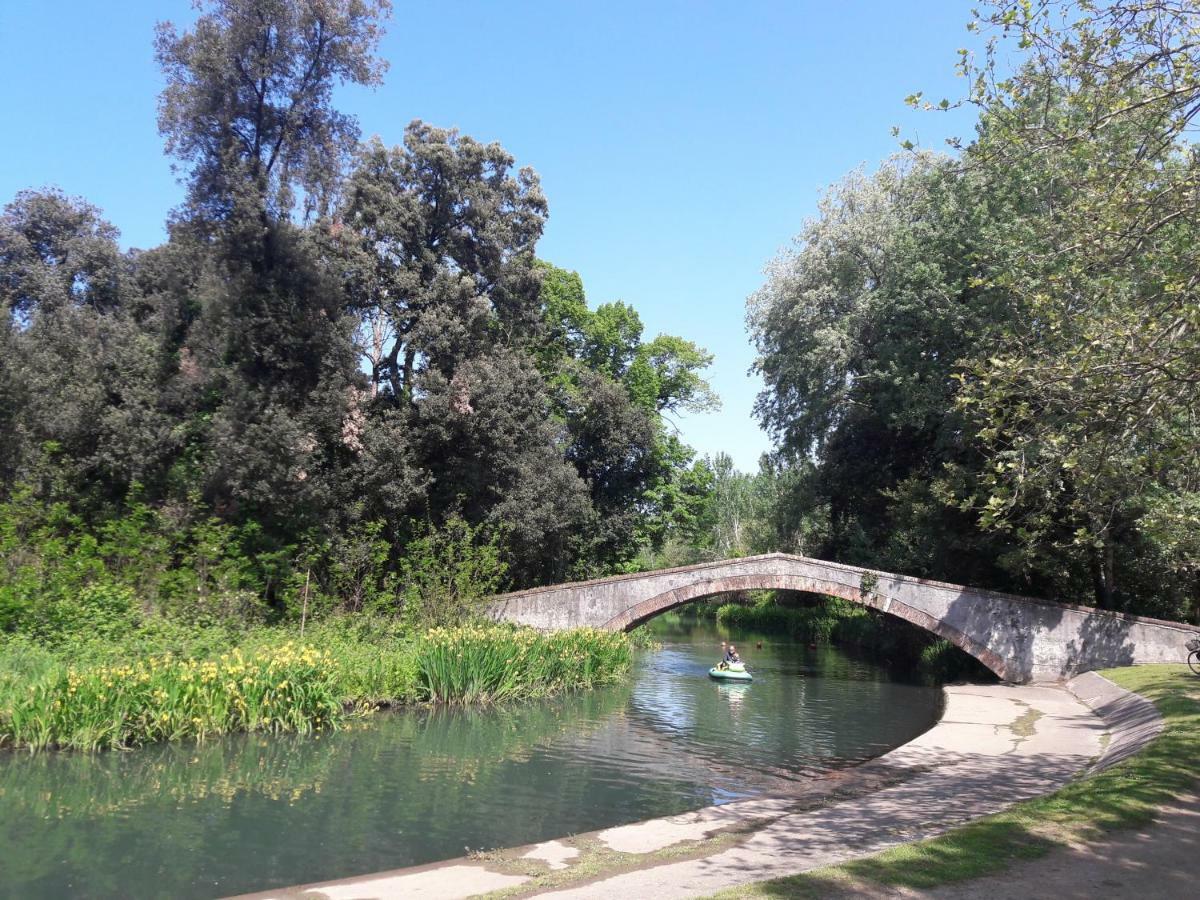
[600, 572, 1008, 679]
[488, 553, 1197, 683]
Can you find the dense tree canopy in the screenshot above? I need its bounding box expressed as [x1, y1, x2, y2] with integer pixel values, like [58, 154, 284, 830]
[156, 0, 390, 225]
[0, 0, 717, 634]
[750, 0, 1199, 621]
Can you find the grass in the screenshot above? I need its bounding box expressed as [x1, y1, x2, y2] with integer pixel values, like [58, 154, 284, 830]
[707, 664, 1200, 898]
[417, 624, 632, 704]
[0, 621, 634, 751]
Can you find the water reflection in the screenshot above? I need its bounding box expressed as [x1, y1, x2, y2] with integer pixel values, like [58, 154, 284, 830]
[0, 621, 943, 899]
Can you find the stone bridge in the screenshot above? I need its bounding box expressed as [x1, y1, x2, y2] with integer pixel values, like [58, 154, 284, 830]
[488, 553, 1197, 683]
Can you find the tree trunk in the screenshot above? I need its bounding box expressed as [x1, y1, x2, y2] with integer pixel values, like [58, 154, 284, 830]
[1091, 541, 1115, 609]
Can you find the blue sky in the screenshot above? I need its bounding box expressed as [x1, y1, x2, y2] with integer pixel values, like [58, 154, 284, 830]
[0, 1, 981, 471]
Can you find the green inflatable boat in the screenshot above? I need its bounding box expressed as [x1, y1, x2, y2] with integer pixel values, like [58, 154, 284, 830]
[709, 662, 753, 681]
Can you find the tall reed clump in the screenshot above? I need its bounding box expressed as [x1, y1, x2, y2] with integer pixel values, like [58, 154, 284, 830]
[415, 625, 634, 704]
[0, 643, 342, 751]
[0, 625, 637, 752]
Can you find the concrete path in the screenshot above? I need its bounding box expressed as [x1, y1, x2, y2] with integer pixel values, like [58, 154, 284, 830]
[535, 683, 1104, 899]
[233, 677, 1142, 900]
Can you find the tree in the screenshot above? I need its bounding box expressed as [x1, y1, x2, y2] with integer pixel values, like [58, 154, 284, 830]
[339, 123, 548, 402]
[947, 0, 1200, 610]
[413, 347, 595, 585]
[0, 189, 126, 320]
[626, 334, 719, 416]
[155, 0, 390, 229]
[149, 2, 386, 533]
[533, 262, 720, 571]
[748, 155, 1021, 585]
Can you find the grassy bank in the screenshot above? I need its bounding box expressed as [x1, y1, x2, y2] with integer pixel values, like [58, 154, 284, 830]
[0, 622, 633, 751]
[709, 664, 1200, 898]
[713, 597, 989, 682]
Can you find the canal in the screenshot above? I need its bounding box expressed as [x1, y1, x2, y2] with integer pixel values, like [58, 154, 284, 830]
[0, 617, 944, 898]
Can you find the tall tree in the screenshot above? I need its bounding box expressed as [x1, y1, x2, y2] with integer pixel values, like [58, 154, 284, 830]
[339, 123, 548, 402]
[748, 155, 1020, 585]
[151, 1, 390, 531]
[155, 0, 390, 229]
[948, 0, 1200, 611]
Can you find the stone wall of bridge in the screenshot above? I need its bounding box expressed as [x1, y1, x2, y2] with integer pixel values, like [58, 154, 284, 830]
[487, 553, 1197, 683]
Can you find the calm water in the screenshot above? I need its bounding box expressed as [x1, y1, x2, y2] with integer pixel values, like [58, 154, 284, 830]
[0, 620, 943, 899]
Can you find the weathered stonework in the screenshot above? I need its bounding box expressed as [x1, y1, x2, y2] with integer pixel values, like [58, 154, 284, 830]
[488, 553, 1198, 683]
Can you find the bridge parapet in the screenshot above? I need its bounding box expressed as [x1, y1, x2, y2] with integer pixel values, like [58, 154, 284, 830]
[488, 553, 1197, 684]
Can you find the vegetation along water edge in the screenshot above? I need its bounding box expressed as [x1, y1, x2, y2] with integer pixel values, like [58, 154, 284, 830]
[699, 595, 992, 682]
[0, 622, 633, 752]
[707, 664, 1200, 898]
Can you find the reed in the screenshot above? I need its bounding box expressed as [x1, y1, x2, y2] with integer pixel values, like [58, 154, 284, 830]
[0, 644, 342, 751]
[0, 623, 634, 751]
[414, 624, 633, 704]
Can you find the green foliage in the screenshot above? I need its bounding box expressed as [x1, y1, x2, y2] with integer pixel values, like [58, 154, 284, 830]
[943, 2, 1200, 613]
[713, 596, 990, 682]
[397, 515, 507, 629]
[294, 519, 397, 619]
[2, 1, 723, 625]
[631, 334, 719, 415]
[155, 0, 391, 224]
[748, 3, 1200, 619]
[532, 262, 720, 573]
[0, 622, 633, 751]
[0, 488, 290, 639]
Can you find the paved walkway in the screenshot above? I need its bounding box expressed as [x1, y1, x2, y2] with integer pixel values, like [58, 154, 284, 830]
[535, 683, 1104, 900]
[235, 676, 1144, 900]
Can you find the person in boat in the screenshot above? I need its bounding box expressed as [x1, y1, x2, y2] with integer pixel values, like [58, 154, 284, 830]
[715, 643, 734, 672]
[727, 645, 742, 664]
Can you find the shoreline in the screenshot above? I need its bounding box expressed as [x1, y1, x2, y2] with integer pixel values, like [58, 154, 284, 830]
[232, 671, 1155, 900]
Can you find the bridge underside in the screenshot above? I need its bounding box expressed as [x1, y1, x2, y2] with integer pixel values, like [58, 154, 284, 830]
[488, 554, 1195, 684]
[601, 572, 1009, 679]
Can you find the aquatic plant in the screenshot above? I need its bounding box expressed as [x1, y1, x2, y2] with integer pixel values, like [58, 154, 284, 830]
[0, 624, 634, 752]
[415, 624, 633, 704]
[0, 644, 342, 751]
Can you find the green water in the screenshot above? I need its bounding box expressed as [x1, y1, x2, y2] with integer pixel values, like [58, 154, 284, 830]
[0, 620, 944, 898]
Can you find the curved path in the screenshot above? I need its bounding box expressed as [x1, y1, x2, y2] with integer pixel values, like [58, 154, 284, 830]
[235, 675, 1159, 900]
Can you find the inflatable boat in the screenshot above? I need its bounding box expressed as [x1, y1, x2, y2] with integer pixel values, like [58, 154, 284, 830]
[708, 661, 753, 681]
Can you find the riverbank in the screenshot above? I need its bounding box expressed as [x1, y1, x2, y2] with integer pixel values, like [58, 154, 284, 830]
[708, 664, 1193, 898]
[238, 670, 1144, 899]
[0, 622, 633, 751]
